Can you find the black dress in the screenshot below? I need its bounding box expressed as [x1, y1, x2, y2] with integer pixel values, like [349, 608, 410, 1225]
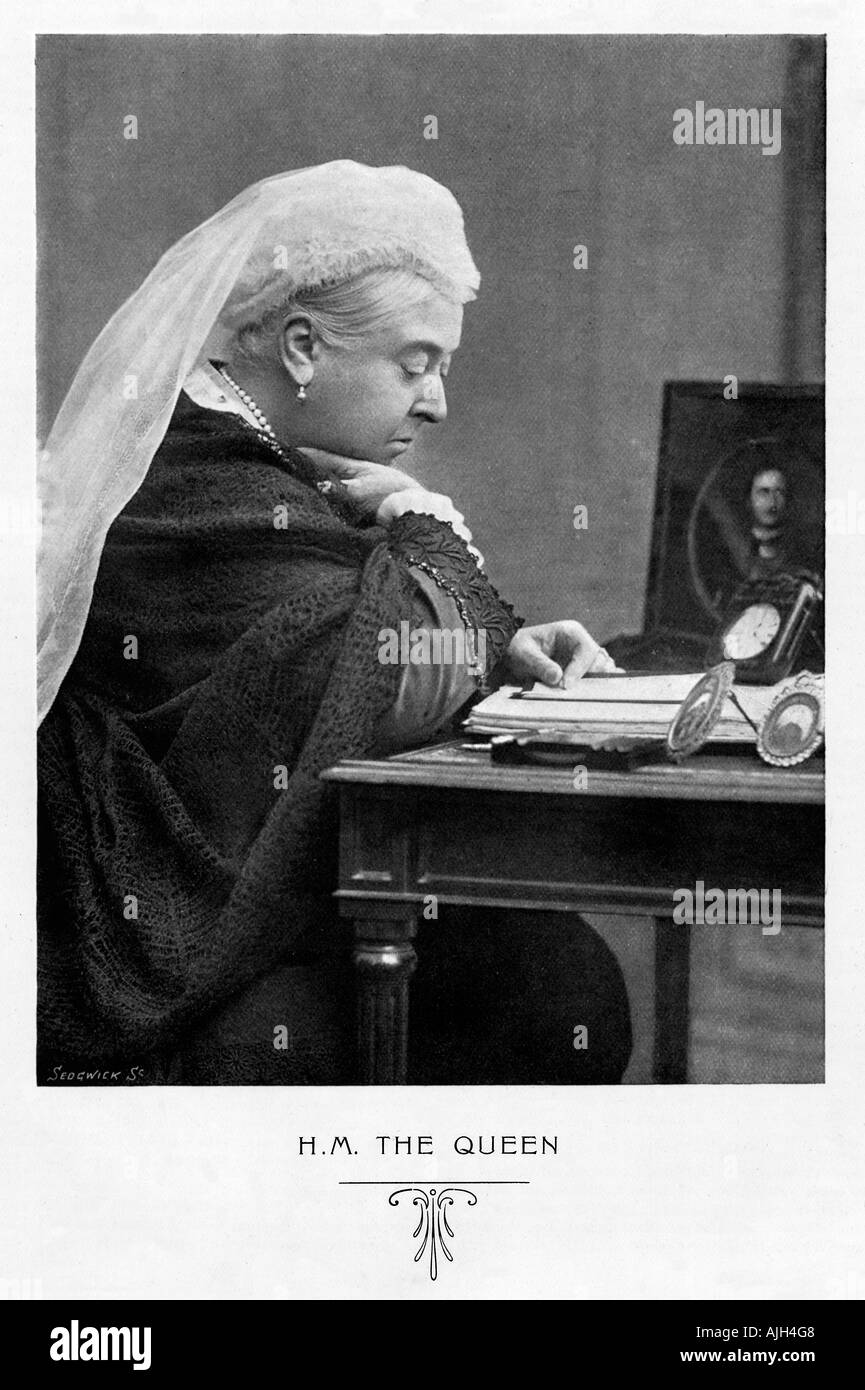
[37, 393, 632, 1084]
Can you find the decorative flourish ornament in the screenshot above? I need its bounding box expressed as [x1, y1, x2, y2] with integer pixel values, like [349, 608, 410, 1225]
[756, 671, 825, 767]
[389, 1186, 477, 1281]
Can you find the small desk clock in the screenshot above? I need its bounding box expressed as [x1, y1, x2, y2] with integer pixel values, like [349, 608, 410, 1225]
[706, 571, 823, 685]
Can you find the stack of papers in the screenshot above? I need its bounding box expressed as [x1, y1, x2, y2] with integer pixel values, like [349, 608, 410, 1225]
[464, 673, 781, 743]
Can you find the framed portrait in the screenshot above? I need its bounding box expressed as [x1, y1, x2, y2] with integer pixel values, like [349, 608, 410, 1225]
[610, 382, 824, 670]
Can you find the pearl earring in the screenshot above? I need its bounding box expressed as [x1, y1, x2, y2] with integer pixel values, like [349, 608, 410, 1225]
[296, 383, 307, 403]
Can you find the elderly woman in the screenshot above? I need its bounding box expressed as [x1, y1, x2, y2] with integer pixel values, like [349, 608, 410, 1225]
[37, 161, 632, 1085]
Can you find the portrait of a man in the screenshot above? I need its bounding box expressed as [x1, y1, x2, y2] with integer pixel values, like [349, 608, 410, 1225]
[690, 445, 824, 619]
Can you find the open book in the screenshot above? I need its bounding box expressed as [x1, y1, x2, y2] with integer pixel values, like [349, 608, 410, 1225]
[464, 673, 781, 743]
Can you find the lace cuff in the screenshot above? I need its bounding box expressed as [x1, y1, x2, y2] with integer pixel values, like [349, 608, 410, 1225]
[386, 510, 523, 675]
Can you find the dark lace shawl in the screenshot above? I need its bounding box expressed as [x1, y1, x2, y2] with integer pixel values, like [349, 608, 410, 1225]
[36, 398, 521, 1067]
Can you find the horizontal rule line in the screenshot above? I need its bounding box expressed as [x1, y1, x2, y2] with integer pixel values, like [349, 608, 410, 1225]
[338, 1180, 531, 1185]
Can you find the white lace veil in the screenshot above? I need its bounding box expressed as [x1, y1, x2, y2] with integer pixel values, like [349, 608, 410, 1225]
[37, 160, 480, 723]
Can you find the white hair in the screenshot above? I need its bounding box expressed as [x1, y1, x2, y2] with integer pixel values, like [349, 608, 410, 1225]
[233, 267, 454, 362]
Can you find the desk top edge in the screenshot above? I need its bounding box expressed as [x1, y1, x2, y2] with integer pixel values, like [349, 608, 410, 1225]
[321, 744, 825, 804]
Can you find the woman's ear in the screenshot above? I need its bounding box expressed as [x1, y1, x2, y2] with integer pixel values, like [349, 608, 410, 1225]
[277, 314, 316, 388]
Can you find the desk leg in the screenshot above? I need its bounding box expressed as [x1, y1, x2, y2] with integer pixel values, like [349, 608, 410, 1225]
[353, 913, 418, 1084]
[653, 917, 691, 1084]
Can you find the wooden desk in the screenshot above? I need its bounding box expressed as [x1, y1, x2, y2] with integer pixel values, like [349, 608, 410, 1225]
[321, 744, 824, 1085]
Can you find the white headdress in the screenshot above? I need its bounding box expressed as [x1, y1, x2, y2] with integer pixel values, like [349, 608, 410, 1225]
[37, 161, 480, 723]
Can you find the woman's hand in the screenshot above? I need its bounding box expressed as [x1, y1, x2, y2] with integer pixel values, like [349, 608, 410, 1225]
[502, 621, 623, 688]
[297, 447, 484, 566]
[295, 447, 420, 515]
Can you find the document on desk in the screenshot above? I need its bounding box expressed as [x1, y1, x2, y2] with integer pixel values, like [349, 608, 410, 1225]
[465, 672, 779, 741]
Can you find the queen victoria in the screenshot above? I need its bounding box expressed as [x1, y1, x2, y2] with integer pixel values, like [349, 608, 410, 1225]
[37, 160, 632, 1086]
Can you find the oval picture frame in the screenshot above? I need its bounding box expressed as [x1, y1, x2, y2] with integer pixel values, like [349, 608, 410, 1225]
[666, 661, 736, 762]
[757, 683, 824, 767]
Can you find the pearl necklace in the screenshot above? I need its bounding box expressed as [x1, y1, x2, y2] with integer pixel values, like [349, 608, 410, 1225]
[216, 366, 335, 497]
[217, 366, 289, 463]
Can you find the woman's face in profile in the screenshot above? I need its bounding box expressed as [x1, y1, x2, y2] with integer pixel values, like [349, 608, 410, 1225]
[301, 290, 463, 465]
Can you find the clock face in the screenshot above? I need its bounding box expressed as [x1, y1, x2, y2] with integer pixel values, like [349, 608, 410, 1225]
[722, 603, 782, 660]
